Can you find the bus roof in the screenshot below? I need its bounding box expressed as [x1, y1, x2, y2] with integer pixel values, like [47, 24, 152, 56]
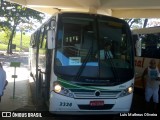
[132, 26, 160, 34]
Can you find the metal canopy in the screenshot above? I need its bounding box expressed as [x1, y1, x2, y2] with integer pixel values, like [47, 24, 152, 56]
[7, 0, 160, 18]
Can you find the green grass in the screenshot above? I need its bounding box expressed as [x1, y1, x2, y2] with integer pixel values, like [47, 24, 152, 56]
[0, 44, 7, 51]
[0, 32, 31, 52]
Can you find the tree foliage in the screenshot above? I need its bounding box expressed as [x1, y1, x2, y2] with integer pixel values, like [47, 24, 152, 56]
[125, 18, 160, 30]
[0, 0, 44, 53]
[124, 18, 149, 29]
[125, 18, 141, 28]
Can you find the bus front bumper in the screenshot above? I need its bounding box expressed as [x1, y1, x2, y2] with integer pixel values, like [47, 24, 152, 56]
[49, 91, 133, 115]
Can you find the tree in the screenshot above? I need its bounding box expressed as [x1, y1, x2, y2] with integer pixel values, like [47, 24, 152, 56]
[143, 19, 148, 28]
[0, 0, 44, 54]
[125, 18, 141, 28]
[125, 18, 150, 29]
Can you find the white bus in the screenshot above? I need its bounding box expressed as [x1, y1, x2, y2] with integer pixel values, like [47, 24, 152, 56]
[132, 27, 160, 89]
[29, 12, 134, 114]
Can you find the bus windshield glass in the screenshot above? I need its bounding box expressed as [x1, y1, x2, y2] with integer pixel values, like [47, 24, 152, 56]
[55, 14, 134, 85]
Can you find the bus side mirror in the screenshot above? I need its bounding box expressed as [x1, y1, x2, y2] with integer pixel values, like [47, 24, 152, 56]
[133, 34, 141, 56]
[47, 30, 55, 49]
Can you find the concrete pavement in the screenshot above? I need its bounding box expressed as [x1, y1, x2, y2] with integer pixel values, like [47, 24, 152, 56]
[0, 51, 35, 111]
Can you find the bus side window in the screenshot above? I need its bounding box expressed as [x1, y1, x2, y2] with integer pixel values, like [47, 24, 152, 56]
[142, 34, 159, 58]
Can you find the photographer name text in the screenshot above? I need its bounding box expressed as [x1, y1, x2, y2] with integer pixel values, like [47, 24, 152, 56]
[120, 113, 157, 117]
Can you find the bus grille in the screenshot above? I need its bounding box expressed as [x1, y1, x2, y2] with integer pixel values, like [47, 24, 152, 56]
[72, 90, 121, 98]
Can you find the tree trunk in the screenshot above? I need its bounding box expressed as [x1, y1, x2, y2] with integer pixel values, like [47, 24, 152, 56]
[7, 24, 17, 54]
[143, 19, 148, 28]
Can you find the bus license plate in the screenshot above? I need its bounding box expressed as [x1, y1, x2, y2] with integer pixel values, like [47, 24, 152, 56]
[90, 101, 104, 106]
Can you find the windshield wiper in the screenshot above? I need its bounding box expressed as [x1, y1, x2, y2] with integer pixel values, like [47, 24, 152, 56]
[105, 54, 120, 82]
[74, 46, 93, 81]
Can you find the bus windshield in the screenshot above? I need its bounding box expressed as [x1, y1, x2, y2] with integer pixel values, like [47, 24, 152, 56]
[55, 14, 134, 85]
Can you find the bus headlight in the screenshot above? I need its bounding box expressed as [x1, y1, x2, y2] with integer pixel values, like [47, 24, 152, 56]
[53, 81, 74, 98]
[54, 84, 62, 93]
[128, 86, 133, 94]
[119, 85, 134, 97]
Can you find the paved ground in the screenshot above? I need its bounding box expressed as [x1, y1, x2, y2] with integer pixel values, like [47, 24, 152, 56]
[0, 51, 34, 111]
[0, 51, 160, 120]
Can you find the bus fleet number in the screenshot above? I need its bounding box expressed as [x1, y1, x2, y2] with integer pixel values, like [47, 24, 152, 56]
[59, 102, 72, 107]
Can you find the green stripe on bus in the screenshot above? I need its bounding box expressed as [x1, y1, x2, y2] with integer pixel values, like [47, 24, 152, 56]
[57, 78, 121, 91]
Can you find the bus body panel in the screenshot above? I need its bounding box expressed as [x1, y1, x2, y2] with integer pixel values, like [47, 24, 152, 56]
[49, 92, 132, 114]
[133, 27, 160, 89]
[135, 56, 160, 88]
[49, 76, 134, 114]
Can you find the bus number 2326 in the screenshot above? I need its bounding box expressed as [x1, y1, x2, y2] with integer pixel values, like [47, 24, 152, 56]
[59, 102, 72, 107]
